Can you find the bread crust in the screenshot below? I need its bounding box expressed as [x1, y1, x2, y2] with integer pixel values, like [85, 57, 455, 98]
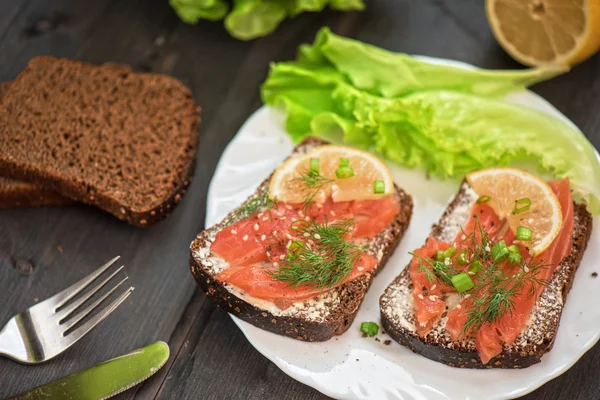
[0, 177, 72, 209]
[380, 180, 593, 368]
[190, 137, 413, 341]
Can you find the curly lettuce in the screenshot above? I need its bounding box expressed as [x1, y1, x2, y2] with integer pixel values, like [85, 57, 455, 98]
[170, 0, 364, 40]
[261, 28, 600, 213]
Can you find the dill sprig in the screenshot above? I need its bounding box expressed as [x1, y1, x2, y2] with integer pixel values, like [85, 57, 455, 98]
[411, 253, 458, 286]
[456, 217, 551, 337]
[224, 190, 277, 225]
[270, 218, 363, 288]
[293, 169, 333, 209]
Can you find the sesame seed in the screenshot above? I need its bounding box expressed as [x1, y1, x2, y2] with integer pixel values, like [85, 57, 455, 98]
[314, 233, 321, 240]
[444, 258, 450, 265]
[273, 230, 277, 235]
[305, 216, 310, 221]
[285, 205, 293, 210]
[418, 294, 424, 300]
[464, 294, 471, 299]
[261, 235, 266, 241]
[243, 235, 248, 241]
[524, 266, 530, 273]
[304, 233, 310, 237]
[279, 255, 285, 260]
[231, 229, 237, 235]
[266, 251, 271, 257]
[254, 223, 259, 231]
[528, 218, 534, 223]
[273, 262, 279, 268]
[330, 210, 336, 216]
[292, 217, 297, 222]
[262, 217, 269, 221]
[280, 216, 286, 220]
[461, 235, 466, 240]
[431, 284, 437, 291]
[285, 233, 292, 240]
[308, 240, 315, 245]
[298, 210, 304, 217]
[286, 241, 292, 248]
[485, 245, 491, 252]
[457, 304, 462, 309]
[258, 213, 264, 218]
[357, 266, 364, 271]
[429, 295, 437, 301]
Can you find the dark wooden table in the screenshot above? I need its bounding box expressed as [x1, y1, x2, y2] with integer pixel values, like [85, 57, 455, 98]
[1, 0, 599, 399]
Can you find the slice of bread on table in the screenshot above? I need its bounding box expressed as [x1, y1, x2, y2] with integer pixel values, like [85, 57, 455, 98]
[190, 137, 413, 341]
[380, 180, 593, 368]
[0, 57, 200, 225]
[0, 81, 71, 208]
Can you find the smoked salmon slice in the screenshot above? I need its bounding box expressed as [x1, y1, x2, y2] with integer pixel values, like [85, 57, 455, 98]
[211, 195, 400, 307]
[215, 253, 377, 309]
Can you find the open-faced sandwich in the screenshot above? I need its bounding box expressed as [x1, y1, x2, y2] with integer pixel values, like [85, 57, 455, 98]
[380, 167, 593, 368]
[190, 137, 413, 341]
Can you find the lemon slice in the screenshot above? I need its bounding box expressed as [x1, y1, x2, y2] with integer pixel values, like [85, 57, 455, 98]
[269, 145, 394, 204]
[466, 167, 563, 255]
[486, 0, 600, 66]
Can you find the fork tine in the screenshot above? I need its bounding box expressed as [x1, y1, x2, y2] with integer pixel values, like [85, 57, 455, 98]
[49, 256, 121, 309]
[56, 265, 126, 320]
[64, 286, 134, 343]
[61, 277, 129, 331]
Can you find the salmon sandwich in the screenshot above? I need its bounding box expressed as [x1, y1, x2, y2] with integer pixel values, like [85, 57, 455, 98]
[380, 167, 593, 368]
[190, 137, 413, 341]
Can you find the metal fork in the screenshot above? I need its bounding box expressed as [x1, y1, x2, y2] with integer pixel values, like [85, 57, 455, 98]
[0, 256, 134, 364]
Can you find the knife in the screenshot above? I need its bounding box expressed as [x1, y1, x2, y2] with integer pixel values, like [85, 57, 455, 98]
[10, 341, 170, 400]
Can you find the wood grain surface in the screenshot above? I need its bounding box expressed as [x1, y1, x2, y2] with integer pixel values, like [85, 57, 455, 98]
[0, 0, 599, 399]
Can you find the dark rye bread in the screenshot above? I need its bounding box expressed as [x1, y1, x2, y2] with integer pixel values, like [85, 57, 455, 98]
[0, 81, 72, 208]
[0, 57, 200, 226]
[190, 137, 413, 341]
[380, 180, 593, 369]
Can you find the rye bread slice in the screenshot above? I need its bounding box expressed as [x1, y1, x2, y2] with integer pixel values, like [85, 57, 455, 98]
[0, 81, 71, 208]
[380, 180, 593, 369]
[0, 57, 200, 226]
[190, 137, 413, 341]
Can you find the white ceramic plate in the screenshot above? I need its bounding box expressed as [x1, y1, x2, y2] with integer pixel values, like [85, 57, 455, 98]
[205, 57, 600, 400]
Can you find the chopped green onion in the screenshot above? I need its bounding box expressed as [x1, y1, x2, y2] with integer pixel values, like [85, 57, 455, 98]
[336, 167, 355, 179]
[507, 244, 522, 265]
[309, 158, 319, 173]
[451, 272, 474, 293]
[513, 197, 531, 214]
[477, 195, 491, 204]
[516, 226, 533, 241]
[468, 260, 483, 275]
[373, 180, 385, 194]
[457, 249, 469, 265]
[339, 157, 349, 168]
[286, 240, 305, 260]
[435, 250, 445, 262]
[288, 240, 305, 251]
[491, 240, 510, 263]
[435, 246, 456, 262]
[360, 321, 379, 337]
[443, 246, 457, 259]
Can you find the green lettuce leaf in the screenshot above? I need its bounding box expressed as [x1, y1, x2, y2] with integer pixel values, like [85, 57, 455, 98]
[261, 28, 600, 213]
[170, 0, 229, 22]
[171, 1, 365, 40]
[300, 28, 569, 98]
